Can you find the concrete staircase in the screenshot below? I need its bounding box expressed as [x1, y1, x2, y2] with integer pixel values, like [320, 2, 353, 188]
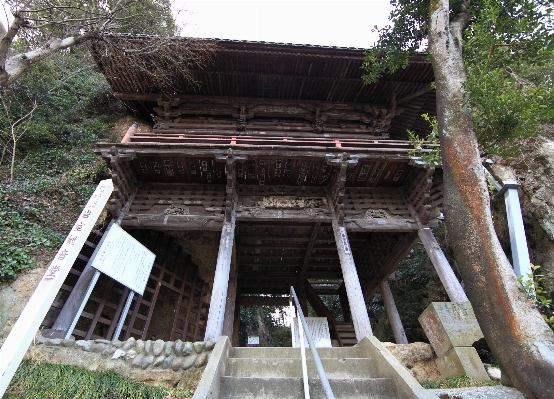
[193, 336, 438, 399]
[221, 346, 395, 398]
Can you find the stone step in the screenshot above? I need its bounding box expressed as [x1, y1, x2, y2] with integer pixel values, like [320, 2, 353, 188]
[225, 357, 378, 378]
[230, 346, 364, 359]
[220, 376, 397, 399]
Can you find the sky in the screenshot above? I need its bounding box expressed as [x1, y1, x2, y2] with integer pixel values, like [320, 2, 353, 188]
[172, 0, 393, 49]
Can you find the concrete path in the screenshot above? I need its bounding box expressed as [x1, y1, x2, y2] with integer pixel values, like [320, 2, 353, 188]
[429, 386, 524, 398]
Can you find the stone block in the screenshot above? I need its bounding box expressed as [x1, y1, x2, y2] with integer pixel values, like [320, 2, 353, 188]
[435, 347, 490, 380]
[419, 302, 484, 357]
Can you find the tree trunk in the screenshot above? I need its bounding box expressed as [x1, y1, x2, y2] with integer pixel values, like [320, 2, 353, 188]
[428, 1, 554, 397]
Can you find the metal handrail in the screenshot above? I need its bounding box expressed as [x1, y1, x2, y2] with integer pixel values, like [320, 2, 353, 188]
[290, 286, 335, 399]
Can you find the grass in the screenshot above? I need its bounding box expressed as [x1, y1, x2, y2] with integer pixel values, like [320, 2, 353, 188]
[421, 373, 500, 389]
[6, 359, 194, 399]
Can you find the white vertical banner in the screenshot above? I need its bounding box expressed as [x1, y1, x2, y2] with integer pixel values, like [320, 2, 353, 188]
[0, 179, 114, 396]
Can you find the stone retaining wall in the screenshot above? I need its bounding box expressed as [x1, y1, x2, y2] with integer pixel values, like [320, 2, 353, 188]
[29, 336, 214, 388]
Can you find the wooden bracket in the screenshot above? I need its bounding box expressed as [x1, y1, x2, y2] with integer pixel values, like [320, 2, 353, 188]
[326, 153, 359, 224]
[109, 146, 136, 161]
[405, 166, 435, 225]
[215, 150, 244, 222]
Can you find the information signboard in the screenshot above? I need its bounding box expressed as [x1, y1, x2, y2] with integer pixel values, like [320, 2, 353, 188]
[91, 224, 155, 295]
[247, 335, 260, 346]
[292, 317, 332, 348]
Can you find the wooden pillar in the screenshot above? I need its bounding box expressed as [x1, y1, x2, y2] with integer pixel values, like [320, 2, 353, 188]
[232, 292, 241, 347]
[222, 242, 238, 338]
[338, 282, 351, 323]
[379, 280, 408, 344]
[204, 211, 236, 342]
[418, 227, 469, 303]
[332, 217, 373, 341]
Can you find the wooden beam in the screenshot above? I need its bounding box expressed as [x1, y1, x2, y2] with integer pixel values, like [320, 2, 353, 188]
[304, 280, 341, 343]
[298, 222, 322, 283]
[396, 84, 433, 104]
[338, 282, 352, 323]
[114, 92, 388, 111]
[238, 296, 290, 307]
[120, 214, 224, 231]
[96, 144, 414, 161]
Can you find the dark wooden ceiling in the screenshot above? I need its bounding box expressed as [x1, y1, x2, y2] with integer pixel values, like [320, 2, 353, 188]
[237, 221, 416, 296]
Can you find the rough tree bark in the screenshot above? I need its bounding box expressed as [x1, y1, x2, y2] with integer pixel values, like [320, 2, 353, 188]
[429, 1, 554, 397]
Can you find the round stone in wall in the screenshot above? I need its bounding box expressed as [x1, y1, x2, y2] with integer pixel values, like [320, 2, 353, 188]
[153, 339, 165, 356]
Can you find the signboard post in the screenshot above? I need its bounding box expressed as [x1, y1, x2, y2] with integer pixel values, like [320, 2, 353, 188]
[0, 179, 114, 397]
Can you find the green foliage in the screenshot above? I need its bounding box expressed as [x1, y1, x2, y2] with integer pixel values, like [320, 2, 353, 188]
[239, 305, 292, 347]
[6, 359, 192, 399]
[361, 0, 429, 85]
[464, 1, 554, 157]
[362, 0, 554, 158]
[421, 374, 500, 389]
[0, 203, 63, 282]
[0, 49, 120, 281]
[518, 264, 554, 329]
[407, 113, 441, 167]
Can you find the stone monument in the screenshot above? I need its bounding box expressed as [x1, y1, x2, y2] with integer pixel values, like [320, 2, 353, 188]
[419, 302, 490, 380]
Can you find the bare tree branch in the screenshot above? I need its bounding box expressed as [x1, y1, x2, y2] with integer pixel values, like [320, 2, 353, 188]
[0, 0, 166, 87]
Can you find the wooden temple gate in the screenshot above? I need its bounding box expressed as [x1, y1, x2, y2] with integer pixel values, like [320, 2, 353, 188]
[45, 37, 468, 346]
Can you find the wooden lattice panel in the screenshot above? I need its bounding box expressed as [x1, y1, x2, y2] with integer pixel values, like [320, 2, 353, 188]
[129, 154, 413, 189]
[41, 231, 103, 330]
[44, 230, 209, 342]
[121, 231, 209, 341]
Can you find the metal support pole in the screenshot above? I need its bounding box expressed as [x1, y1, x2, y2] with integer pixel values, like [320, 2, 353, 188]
[485, 169, 533, 282]
[112, 291, 135, 341]
[501, 181, 532, 280]
[379, 280, 408, 344]
[296, 305, 310, 399]
[291, 287, 335, 399]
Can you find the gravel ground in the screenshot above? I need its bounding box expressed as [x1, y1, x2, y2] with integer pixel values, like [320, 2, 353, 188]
[429, 386, 524, 398]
